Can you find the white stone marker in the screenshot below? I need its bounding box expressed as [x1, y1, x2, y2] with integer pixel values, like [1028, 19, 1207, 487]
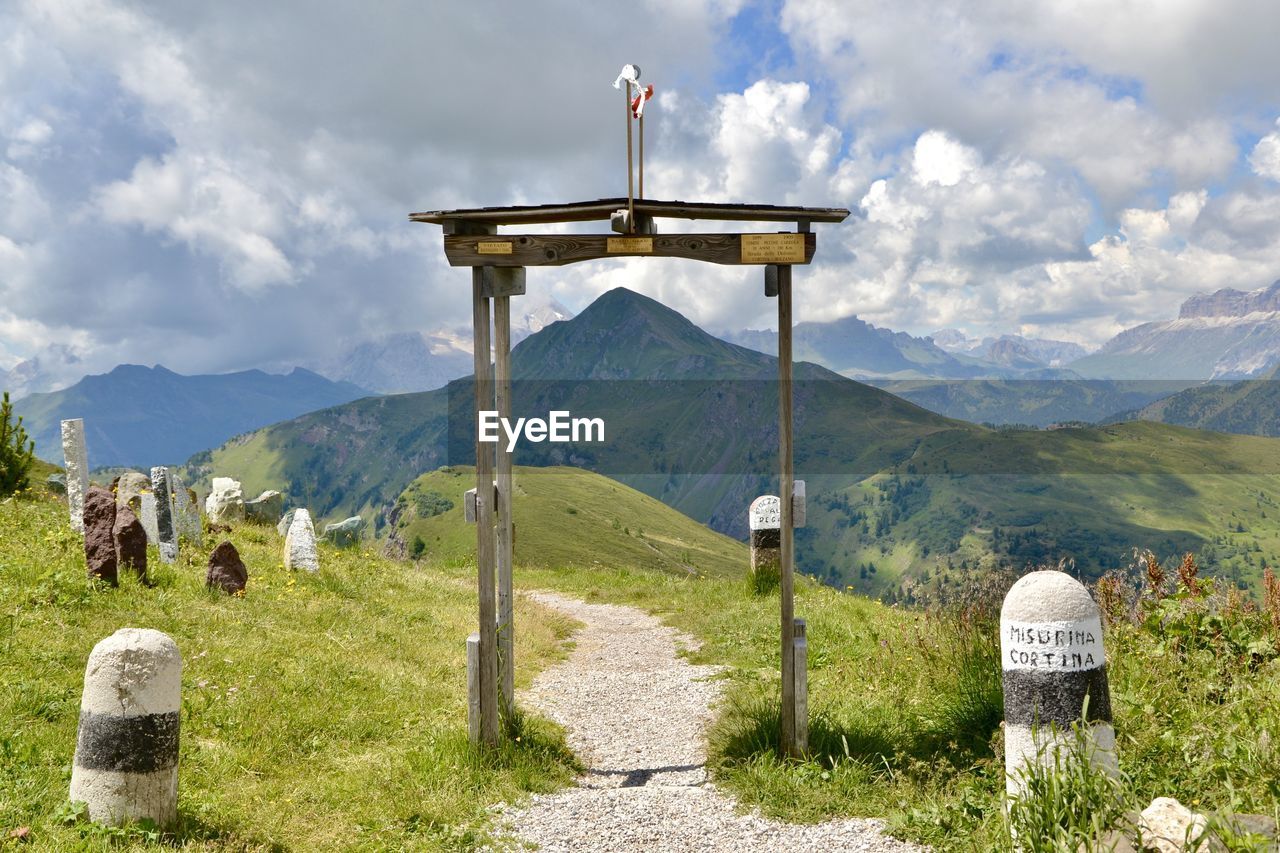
[204, 477, 245, 524]
[284, 508, 320, 572]
[60, 418, 89, 534]
[749, 495, 781, 589]
[150, 467, 178, 564]
[70, 628, 181, 828]
[1001, 570, 1117, 799]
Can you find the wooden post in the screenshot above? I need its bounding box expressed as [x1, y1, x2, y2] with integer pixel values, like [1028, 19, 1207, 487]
[793, 618, 808, 755]
[494, 292, 515, 722]
[471, 269, 499, 747]
[775, 263, 798, 758]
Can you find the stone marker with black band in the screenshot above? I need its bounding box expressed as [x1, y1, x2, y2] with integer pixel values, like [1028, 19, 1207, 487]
[749, 495, 781, 592]
[70, 628, 181, 827]
[1001, 569, 1117, 799]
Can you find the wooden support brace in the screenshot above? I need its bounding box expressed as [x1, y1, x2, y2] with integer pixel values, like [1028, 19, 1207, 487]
[480, 267, 526, 298]
[463, 483, 499, 525]
[610, 210, 656, 235]
[444, 220, 497, 236]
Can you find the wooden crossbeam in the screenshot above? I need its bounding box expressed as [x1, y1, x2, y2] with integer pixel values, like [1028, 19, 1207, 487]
[445, 232, 814, 267]
[413, 197, 850, 226]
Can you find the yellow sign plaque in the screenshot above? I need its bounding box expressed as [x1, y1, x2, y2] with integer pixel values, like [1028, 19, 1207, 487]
[606, 237, 654, 253]
[740, 233, 806, 264]
[476, 241, 513, 255]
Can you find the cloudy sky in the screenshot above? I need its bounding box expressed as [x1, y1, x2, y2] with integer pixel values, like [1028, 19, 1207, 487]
[4, 0, 1280, 383]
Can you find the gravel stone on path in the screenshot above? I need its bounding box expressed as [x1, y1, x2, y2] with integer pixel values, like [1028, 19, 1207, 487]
[488, 590, 925, 852]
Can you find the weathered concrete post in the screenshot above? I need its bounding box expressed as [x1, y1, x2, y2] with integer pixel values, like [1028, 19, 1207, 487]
[70, 628, 181, 827]
[150, 467, 178, 564]
[1001, 570, 1117, 798]
[793, 617, 808, 755]
[749, 495, 781, 592]
[61, 418, 89, 534]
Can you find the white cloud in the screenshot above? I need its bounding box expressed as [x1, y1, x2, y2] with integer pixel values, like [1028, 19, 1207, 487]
[4, 0, 1280, 376]
[94, 153, 295, 291]
[1249, 120, 1280, 181]
[912, 131, 980, 187]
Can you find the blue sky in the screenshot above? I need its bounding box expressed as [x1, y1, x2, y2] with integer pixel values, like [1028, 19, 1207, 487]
[3, 0, 1280, 388]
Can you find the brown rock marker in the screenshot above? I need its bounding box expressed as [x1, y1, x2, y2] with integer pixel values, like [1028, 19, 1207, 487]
[112, 502, 148, 582]
[82, 485, 118, 584]
[205, 541, 247, 594]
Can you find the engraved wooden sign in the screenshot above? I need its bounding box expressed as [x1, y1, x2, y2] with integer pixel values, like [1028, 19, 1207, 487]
[607, 237, 653, 253]
[476, 241, 513, 255]
[741, 233, 805, 264]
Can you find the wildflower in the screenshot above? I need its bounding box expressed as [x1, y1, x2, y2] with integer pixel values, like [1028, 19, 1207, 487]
[1176, 552, 1201, 597]
[1263, 567, 1280, 632]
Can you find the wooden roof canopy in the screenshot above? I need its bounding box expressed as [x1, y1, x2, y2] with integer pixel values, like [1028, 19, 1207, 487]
[410, 197, 851, 268]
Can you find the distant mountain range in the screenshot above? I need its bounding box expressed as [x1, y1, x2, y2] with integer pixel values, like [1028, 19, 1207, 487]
[929, 330, 1090, 369]
[303, 295, 574, 394]
[185, 286, 1280, 598]
[721, 315, 986, 378]
[870, 377, 1196, 427]
[16, 364, 370, 469]
[1071, 281, 1280, 380]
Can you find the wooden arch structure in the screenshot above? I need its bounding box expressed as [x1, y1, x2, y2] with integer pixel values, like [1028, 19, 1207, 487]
[411, 197, 850, 756]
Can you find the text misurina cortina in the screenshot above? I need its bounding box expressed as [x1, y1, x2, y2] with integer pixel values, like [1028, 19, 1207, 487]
[478, 410, 605, 452]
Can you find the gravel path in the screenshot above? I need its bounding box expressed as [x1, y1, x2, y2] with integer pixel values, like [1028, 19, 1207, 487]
[488, 590, 925, 852]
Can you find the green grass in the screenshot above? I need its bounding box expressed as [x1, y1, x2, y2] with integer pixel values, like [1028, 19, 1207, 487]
[0, 488, 580, 851]
[394, 466, 748, 577]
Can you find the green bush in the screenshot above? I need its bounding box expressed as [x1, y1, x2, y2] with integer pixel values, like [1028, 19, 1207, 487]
[412, 489, 453, 518]
[0, 390, 35, 497]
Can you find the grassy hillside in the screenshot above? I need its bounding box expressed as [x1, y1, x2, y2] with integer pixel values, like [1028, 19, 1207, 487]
[0, 488, 579, 850]
[1120, 369, 1280, 436]
[873, 377, 1194, 427]
[806, 421, 1280, 598]
[388, 466, 747, 577]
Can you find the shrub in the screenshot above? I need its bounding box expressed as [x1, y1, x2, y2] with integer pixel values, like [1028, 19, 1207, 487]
[413, 490, 453, 519]
[0, 390, 35, 497]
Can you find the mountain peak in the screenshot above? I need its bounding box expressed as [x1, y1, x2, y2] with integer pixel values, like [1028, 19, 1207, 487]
[511, 286, 780, 380]
[1179, 280, 1280, 319]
